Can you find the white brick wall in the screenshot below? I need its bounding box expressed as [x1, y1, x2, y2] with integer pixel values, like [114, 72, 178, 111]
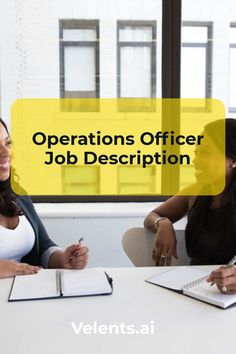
[1, 0, 236, 125]
[0, 0, 162, 125]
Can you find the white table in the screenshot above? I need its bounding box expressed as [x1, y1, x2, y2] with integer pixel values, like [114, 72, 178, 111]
[0, 266, 235, 354]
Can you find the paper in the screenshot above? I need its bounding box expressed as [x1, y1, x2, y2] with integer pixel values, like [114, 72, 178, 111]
[62, 268, 112, 296]
[184, 282, 236, 308]
[146, 267, 208, 291]
[146, 266, 236, 308]
[9, 269, 58, 301]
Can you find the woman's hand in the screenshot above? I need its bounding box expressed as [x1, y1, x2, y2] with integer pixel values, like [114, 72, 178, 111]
[61, 242, 89, 269]
[207, 266, 236, 294]
[0, 259, 40, 278]
[152, 220, 178, 266]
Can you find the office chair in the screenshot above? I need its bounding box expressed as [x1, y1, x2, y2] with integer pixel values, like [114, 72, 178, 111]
[122, 227, 190, 266]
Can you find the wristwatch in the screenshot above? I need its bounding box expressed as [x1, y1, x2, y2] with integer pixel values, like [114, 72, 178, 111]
[154, 217, 169, 231]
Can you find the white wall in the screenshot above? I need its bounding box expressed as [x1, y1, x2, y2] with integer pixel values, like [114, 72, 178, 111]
[36, 202, 187, 267]
[42, 216, 138, 267]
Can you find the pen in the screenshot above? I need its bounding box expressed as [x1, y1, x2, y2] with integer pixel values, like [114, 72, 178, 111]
[69, 237, 85, 262]
[74, 237, 84, 257]
[210, 254, 236, 286]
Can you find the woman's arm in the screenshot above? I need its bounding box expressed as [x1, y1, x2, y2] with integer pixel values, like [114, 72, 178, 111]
[48, 243, 89, 269]
[18, 196, 89, 269]
[0, 259, 40, 278]
[207, 266, 236, 294]
[144, 194, 190, 232]
[144, 195, 190, 266]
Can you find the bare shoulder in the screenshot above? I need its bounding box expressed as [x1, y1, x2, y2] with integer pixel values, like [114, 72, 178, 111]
[146, 183, 200, 224]
[176, 183, 200, 211]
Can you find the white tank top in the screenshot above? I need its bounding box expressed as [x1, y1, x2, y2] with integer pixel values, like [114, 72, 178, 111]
[0, 215, 35, 261]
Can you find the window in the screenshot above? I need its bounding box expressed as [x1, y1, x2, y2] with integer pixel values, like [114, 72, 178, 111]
[59, 20, 99, 99]
[117, 166, 159, 195]
[181, 22, 212, 100]
[229, 25, 236, 112]
[115, 21, 158, 194]
[182, 0, 236, 119]
[62, 166, 100, 194]
[117, 21, 156, 98]
[1, 0, 185, 202]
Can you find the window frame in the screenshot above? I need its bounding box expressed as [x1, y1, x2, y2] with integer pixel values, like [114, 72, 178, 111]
[117, 20, 157, 99]
[59, 19, 100, 99]
[181, 21, 213, 112]
[32, 0, 181, 203]
[229, 23, 236, 113]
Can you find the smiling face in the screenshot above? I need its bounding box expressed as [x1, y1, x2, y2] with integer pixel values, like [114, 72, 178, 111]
[193, 130, 231, 187]
[0, 122, 11, 182]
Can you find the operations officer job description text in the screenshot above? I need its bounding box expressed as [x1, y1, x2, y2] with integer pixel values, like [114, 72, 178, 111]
[32, 130, 204, 168]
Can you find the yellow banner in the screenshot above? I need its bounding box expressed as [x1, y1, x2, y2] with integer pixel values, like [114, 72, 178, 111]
[11, 98, 225, 196]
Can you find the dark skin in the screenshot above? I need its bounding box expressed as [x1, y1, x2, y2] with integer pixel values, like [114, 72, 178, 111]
[144, 191, 196, 266]
[144, 131, 236, 294]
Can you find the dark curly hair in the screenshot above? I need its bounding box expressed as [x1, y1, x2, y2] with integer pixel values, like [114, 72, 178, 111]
[0, 118, 22, 216]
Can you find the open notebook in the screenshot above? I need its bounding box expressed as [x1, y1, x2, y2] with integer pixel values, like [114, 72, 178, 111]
[146, 266, 236, 309]
[9, 268, 113, 302]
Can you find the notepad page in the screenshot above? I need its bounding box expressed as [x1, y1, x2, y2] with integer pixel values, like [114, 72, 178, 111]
[146, 267, 208, 291]
[9, 269, 58, 301]
[62, 268, 112, 296]
[183, 282, 236, 308]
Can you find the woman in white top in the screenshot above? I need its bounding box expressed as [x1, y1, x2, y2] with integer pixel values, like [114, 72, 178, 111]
[0, 118, 89, 278]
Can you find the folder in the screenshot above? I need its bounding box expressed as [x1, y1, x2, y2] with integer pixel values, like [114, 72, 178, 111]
[146, 266, 236, 309]
[9, 267, 113, 302]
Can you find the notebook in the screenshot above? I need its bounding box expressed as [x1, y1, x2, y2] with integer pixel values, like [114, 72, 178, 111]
[146, 266, 236, 309]
[9, 267, 113, 302]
